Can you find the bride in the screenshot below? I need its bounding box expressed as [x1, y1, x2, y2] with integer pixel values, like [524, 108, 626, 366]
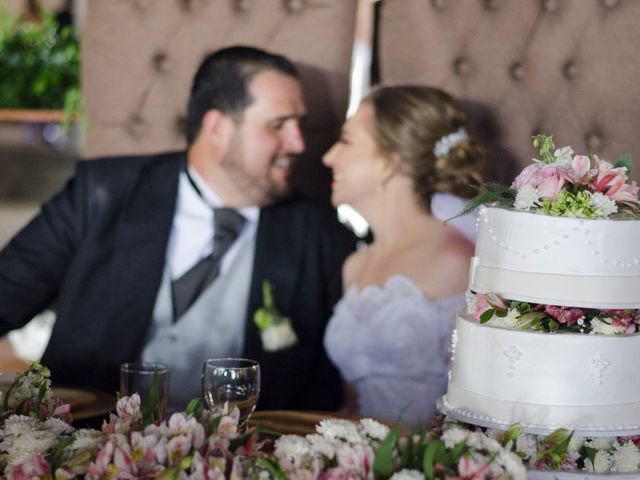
[323, 85, 486, 428]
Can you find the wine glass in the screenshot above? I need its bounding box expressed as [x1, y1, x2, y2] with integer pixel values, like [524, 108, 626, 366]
[202, 358, 260, 427]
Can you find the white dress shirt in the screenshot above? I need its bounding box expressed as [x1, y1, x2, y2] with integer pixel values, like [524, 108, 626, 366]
[166, 167, 259, 280]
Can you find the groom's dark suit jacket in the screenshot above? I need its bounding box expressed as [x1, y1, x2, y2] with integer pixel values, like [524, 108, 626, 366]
[0, 151, 356, 411]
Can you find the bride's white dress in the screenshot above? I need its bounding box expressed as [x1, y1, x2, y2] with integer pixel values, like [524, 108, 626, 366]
[324, 274, 464, 428]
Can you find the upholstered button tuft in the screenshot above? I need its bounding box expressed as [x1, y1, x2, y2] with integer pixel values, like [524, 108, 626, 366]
[454, 57, 472, 77]
[127, 115, 148, 139]
[176, 115, 186, 136]
[563, 59, 577, 79]
[286, 0, 304, 13]
[542, 0, 559, 12]
[180, 0, 204, 10]
[602, 0, 619, 8]
[483, 0, 500, 11]
[152, 52, 169, 73]
[510, 62, 525, 81]
[432, 0, 448, 11]
[586, 132, 603, 151]
[234, 0, 251, 13]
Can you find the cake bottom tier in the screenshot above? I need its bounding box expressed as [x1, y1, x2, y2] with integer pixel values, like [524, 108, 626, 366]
[444, 314, 640, 436]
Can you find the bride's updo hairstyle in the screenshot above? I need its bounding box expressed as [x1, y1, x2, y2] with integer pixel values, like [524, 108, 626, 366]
[363, 85, 487, 212]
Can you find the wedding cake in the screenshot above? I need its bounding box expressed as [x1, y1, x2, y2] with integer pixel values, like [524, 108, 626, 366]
[438, 135, 640, 476]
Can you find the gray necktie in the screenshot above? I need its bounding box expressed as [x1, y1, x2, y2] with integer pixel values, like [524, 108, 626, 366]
[171, 207, 246, 320]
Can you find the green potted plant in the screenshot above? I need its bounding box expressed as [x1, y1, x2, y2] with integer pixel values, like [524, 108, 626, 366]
[0, 5, 81, 128]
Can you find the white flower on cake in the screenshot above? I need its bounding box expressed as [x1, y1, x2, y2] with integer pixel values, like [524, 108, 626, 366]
[514, 183, 541, 210]
[612, 441, 640, 472]
[591, 317, 627, 335]
[586, 450, 613, 473]
[589, 191, 618, 217]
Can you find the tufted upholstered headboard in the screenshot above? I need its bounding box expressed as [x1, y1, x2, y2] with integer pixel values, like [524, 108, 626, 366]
[378, 0, 640, 183]
[81, 0, 357, 199]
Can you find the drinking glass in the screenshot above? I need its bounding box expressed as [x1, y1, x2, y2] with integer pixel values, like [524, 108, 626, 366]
[202, 358, 260, 427]
[120, 362, 169, 422]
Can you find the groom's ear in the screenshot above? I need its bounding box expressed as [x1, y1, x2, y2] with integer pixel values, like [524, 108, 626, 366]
[200, 109, 235, 147]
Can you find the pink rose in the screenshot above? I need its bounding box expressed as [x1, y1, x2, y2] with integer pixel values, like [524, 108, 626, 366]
[512, 163, 543, 190]
[512, 163, 565, 200]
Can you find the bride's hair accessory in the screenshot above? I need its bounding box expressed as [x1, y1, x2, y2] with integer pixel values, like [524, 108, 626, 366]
[433, 127, 469, 158]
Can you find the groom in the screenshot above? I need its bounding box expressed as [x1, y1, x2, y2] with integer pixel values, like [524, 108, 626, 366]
[0, 46, 356, 411]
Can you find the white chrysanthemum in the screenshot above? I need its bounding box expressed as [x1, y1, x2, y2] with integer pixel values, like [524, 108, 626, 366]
[587, 437, 615, 450]
[591, 318, 626, 335]
[515, 433, 537, 459]
[43, 417, 73, 436]
[568, 435, 585, 453]
[389, 469, 423, 480]
[2, 415, 39, 435]
[589, 191, 618, 217]
[487, 308, 520, 329]
[359, 418, 389, 440]
[585, 450, 613, 473]
[2, 429, 58, 465]
[70, 429, 105, 451]
[274, 435, 313, 458]
[441, 427, 469, 449]
[496, 450, 527, 480]
[306, 433, 336, 459]
[480, 434, 503, 454]
[612, 441, 640, 472]
[514, 184, 541, 210]
[316, 419, 362, 443]
[554, 146, 574, 165]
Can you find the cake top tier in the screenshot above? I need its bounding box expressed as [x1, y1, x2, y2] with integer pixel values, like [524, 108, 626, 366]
[465, 134, 640, 219]
[470, 205, 640, 309]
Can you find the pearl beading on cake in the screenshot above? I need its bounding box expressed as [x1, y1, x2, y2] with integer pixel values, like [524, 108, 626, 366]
[438, 396, 640, 436]
[477, 206, 640, 269]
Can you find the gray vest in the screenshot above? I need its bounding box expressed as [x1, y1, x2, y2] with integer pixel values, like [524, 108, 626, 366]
[142, 235, 257, 411]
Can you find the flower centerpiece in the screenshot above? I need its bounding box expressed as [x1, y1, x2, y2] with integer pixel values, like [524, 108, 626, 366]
[463, 134, 640, 219]
[0, 362, 531, 479]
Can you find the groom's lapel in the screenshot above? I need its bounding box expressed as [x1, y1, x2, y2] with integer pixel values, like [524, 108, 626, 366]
[244, 199, 305, 360]
[105, 153, 183, 362]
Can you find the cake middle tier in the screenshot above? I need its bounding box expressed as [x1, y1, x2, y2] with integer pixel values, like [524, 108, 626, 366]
[439, 314, 640, 436]
[470, 206, 640, 309]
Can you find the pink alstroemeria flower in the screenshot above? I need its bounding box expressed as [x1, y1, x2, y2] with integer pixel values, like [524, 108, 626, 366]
[592, 158, 639, 204]
[544, 306, 583, 326]
[563, 155, 592, 185]
[455, 456, 492, 480]
[5, 454, 52, 480]
[318, 467, 355, 480]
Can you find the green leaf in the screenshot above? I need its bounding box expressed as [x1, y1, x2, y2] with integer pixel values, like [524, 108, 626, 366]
[479, 309, 495, 323]
[185, 398, 203, 418]
[257, 458, 287, 480]
[423, 440, 445, 480]
[445, 183, 516, 222]
[615, 153, 633, 173]
[373, 424, 400, 477]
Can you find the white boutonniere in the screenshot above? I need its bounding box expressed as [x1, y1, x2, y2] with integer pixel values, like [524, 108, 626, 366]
[254, 280, 298, 352]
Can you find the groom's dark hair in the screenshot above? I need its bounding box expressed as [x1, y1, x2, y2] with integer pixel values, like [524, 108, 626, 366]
[186, 46, 299, 144]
